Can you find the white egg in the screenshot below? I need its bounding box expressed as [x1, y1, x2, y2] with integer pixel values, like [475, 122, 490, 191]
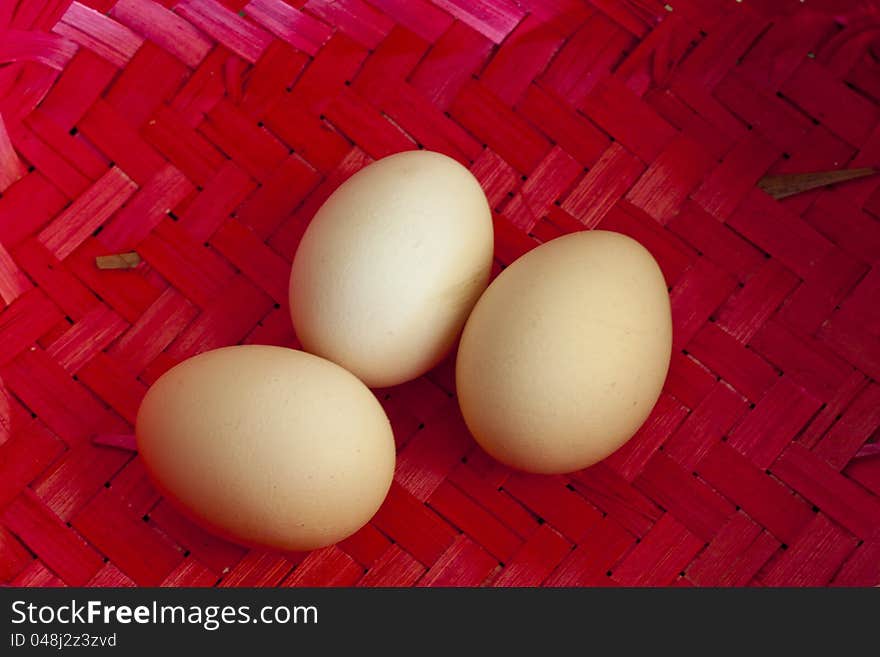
[290, 150, 493, 387]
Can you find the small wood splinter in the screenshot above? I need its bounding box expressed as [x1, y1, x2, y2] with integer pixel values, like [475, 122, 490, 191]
[95, 252, 141, 270]
[758, 167, 877, 200]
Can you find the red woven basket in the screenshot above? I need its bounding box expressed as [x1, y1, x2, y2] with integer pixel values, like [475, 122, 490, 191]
[1, 0, 879, 588]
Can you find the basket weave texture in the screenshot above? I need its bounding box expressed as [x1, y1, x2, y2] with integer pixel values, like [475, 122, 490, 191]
[1, 0, 879, 587]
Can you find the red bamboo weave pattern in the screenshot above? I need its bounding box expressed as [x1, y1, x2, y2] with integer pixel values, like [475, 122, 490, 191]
[1, 0, 879, 587]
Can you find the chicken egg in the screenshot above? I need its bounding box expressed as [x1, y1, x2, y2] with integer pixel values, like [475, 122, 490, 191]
[456, 230, 672, 474]
[136, 345, 396, 551]
[290, 150, 493, 388]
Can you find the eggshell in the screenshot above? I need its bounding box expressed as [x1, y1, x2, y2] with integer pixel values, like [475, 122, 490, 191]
[136, 345, 396, 551]
[455, 231, 672, 475]
[290, 150, 494, 388]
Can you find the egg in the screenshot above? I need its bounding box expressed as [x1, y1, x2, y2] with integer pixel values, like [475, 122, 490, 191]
[456, 230, 672, 475]
[290, 150, 494, 388]
[136, 345, 396, 551]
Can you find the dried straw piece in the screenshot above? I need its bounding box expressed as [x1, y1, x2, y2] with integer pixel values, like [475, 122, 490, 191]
[758, 168, 877, 200]
[95, 252, 141, 270]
